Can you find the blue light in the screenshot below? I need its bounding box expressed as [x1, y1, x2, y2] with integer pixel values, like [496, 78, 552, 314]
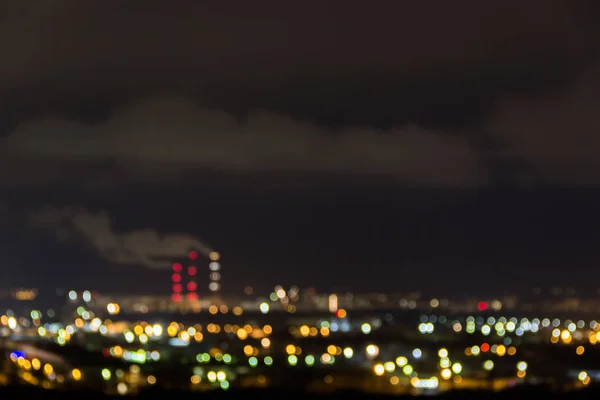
[11, 350, 26, 358]
[168, 338, 190, 347]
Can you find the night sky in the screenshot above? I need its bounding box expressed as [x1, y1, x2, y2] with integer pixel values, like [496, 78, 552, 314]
[1, 1, 600, 297]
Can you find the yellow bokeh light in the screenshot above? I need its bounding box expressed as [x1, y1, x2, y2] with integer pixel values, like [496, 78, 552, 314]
[286, 344, 296, 355]
[299, 325, 310, 337]
[71, 369, 82, 381]
[440, 368, 452, 380]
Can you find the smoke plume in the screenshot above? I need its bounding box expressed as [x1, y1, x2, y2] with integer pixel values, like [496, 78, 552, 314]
[28, 207, 215, 269]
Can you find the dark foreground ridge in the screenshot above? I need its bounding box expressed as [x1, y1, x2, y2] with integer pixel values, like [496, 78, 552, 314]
[3, 385, 600, 399]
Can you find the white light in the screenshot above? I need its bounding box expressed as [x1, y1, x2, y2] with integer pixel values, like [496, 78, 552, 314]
[412, 377, 439, 389]
[328, 294, 338, 313]
[366, 344, 379, 358]
[361, 323, 371, 334]
[117, 383, 128, 395]
[396, 356, 408, 367]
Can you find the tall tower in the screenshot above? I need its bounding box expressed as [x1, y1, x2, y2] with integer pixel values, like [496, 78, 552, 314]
[208, 252, 221, 293]
[187, 251, 199, 301]
[171, 262, 183, 302]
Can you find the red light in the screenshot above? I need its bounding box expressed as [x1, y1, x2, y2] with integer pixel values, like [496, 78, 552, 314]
[172, 263, 182, 272]
[481, 343, 490, 352]
[477, 301, 488, 311]
[171, 273, 181, 283]
[172, 283, 182, 292]
[187, 292, 198, 300]
[188, 266, 197, 276]
[189, 251, 199, 261]
[171, 293, 182, 302]
[187, 282, 197, 291]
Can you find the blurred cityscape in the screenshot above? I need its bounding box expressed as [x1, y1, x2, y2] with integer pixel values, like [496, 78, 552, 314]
[2, 250, 600, 396]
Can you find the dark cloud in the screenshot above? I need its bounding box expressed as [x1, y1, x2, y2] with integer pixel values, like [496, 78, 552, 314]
[3, 97, 483, 186]
[0, 0, 598, 130]
[0, 1, 598, 187]
[487, 64, 600, 184]
[3, 68, 600, 185]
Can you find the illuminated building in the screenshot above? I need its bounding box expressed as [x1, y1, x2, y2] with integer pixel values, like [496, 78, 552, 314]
[12, 288, 37, 301]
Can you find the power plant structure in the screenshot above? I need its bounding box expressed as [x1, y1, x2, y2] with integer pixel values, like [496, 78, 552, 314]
[171, 249, 221, 302]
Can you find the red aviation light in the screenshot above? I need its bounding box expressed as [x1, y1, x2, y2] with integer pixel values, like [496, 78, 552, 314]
[171, 293, 182, 302]
[186, 292, 198, 300]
